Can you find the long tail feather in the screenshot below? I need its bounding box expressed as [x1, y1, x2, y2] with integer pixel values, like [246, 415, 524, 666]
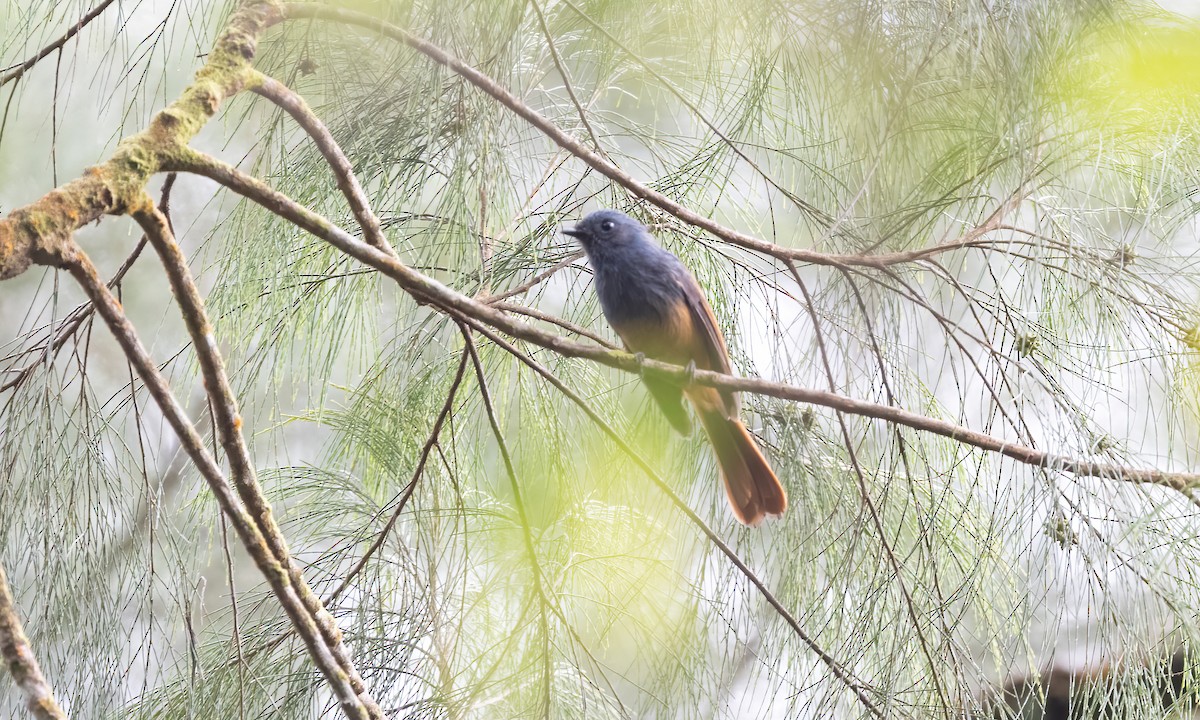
[699, 410, 787, 526]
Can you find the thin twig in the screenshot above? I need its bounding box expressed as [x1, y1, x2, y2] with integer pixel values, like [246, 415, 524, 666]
[480, 249, 584, 304]
[460, 324, 553, 720]
[491, 301, 618, 349]
[528, 0, 605, 155]
[789, 261, 953, 716]
[218, 513, 247, 720]
[837, 268, 966, 680]
[0, 0, 119, 87]
[325, 347, 471, 605]
[557, 0, 833, 227]
[167, 150, 1200, 492]
[0, 565, 67, 720]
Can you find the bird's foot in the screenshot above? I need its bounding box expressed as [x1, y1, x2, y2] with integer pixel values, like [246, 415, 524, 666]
[633, 352, 646, 378]
[683, 360, 697, 386]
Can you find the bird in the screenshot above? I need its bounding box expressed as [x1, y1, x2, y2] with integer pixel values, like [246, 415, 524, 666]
[563, 209, 787, 526]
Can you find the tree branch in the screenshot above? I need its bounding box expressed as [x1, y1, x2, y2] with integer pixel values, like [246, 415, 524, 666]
[325, 346, 471, 605]
[0, 565, 67, 720]
[249, 71, 396, 256]
[0, 0, 280, 280]
[130, 201, 383, 718]
[278, 2, 1017, 270]
[167, 149, 1200, 493]
[0, 0, 119, 88]
[62, 243, 377, 720]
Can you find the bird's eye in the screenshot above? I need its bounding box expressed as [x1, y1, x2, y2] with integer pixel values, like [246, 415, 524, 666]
[600, 220, 615, 232]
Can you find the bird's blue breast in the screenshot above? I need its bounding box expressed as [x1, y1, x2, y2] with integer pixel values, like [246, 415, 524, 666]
[589, 240, 685, 327]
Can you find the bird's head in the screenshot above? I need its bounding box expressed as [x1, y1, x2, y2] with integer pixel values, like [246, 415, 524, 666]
[562, 209, 647, 251]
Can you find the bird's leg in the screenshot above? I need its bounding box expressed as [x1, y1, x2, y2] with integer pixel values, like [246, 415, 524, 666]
[633, 352, 647, 378]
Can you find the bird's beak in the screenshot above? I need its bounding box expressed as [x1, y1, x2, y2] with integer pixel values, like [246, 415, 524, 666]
[562, 227, 585, 239]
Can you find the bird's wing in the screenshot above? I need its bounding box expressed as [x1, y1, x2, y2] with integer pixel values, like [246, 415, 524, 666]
[675, 270, 739, 416]
[617, 336, 692, 435]
[643, 376, 693, 435]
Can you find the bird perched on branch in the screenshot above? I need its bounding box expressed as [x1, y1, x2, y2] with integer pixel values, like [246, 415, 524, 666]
[564, 209, 787, 526]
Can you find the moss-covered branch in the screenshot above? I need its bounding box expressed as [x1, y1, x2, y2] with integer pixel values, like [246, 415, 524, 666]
[0, 3, 386, 718]
[0, 566, 67, 720]
[0, 0, 280, 279]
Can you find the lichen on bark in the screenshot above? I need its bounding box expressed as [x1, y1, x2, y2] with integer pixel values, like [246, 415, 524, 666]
[0, 0, 282, 280]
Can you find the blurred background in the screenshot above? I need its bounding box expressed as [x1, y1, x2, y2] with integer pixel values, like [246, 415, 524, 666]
[4, 0, 1200, 717]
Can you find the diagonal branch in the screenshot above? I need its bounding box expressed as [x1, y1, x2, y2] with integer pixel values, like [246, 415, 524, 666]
[62, 243, 377, 720]
[278, 2, 1020, 270]
[130, 201, 383, 718]
[527, 0, 606, 156]
[248, 71, 397, 256]
[167, 149, 1200, 492]
[0, 0, 119, 88]
[1, 173, 176, 394]
[0, 565, 67, 720]
[325, 346, 471, 605]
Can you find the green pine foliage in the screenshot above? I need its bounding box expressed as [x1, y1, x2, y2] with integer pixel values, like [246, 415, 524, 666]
[3, 0, 1200, 717]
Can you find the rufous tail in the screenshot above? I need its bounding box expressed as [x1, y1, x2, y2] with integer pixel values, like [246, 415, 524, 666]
[699, 410, 787, 526]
